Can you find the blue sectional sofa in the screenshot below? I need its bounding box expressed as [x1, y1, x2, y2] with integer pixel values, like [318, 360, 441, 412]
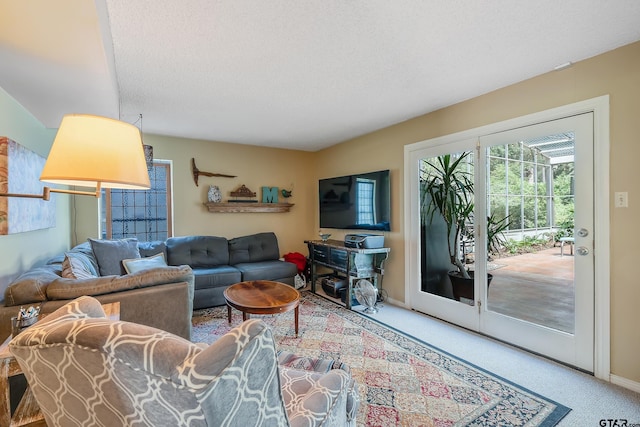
[1, 232, 297, 341]
[151, 232, 298, 309]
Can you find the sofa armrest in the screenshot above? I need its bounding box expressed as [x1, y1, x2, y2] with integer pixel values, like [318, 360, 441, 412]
[278, 351, 359, 424]
[280, 367, 350, 427]
[3, 265, 62, 306]
[178, 319, 289, 425]
[46, 265, 194, 300]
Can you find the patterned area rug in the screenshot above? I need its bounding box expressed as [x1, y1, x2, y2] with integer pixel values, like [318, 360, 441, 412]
[192, 292, 570, 426]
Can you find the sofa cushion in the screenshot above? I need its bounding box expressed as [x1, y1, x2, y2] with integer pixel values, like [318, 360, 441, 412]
[46, 265, 194, 300]
[4, 265, 62, 306]
[166, 236, 229, 267]
[234, 260, 298, 282]
[229, 232, 280, 265]
[138, 240, 167, 258]
[89, 238, 140, 276]
[122, 253, 168, 274]
[192, 266, 242, 291]
[61, 252, 99, 280]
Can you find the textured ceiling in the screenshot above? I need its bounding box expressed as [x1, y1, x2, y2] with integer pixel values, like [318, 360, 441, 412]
[1, 1, 639, 151]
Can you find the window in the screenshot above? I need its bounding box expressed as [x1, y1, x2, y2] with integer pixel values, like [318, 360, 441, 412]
[100, 161, 173, 241]
[356, 178, 376, 225]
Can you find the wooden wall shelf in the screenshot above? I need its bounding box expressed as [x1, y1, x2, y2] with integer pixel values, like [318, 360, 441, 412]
[204, 202, 294, 213]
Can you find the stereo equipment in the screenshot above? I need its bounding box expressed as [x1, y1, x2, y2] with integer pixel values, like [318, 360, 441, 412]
[321, 276, 348, 298]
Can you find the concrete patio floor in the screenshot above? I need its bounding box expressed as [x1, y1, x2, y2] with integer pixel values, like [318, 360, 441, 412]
[487, 246, 575, 333]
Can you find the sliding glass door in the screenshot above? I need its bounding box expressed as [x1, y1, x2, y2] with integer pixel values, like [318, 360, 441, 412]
[479, 113, 594, 372]
[410, 138, 481, 331]
[407, 113, 594, 371]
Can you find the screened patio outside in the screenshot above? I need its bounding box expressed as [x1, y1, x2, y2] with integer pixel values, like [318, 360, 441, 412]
[420, 131, 577, 333]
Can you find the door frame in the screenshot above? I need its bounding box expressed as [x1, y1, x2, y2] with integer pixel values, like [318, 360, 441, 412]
[404, 95, 610, 380]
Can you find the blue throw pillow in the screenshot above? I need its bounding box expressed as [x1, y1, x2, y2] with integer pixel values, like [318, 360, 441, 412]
[122, 253, 167, 274]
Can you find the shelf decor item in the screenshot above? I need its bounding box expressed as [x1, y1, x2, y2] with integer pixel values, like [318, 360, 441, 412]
[229, 184, 257, 202]
[207, 185, 222, 203]
[319, 233, 331, 241]
[262, 186, 279, 203]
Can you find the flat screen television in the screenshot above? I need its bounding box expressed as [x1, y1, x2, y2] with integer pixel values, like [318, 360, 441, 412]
[319, 169, 391, 231]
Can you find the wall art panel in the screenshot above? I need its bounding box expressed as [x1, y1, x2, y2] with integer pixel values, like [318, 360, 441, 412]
[0, 137, 55, 234]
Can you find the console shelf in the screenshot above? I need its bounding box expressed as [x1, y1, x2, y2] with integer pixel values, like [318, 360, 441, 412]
[204, 202, 294, 213]
[305, 239, 390, 309]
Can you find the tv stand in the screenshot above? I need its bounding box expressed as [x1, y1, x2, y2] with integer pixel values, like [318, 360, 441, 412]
[305, 239, 390, 309]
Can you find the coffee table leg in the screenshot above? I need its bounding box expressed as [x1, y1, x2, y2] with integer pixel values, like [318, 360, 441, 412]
[295, 305, 299, 337]
[227, 304, 231, 324]
[243, 312, 248, 321]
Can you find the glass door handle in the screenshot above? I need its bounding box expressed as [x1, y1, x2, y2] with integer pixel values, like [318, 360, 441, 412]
[576, 246, 590, 256]
[576, 228, 589, 237]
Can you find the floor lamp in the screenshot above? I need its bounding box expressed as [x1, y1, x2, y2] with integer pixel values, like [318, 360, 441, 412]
[0, 114, 151, 200]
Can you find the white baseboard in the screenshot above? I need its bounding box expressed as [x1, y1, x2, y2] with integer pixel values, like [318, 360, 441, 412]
[610, 374, 640, 394]
[385, 296, 407, 308]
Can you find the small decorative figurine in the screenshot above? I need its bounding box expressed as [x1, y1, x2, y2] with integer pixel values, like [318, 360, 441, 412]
[207, 185, 222, 203]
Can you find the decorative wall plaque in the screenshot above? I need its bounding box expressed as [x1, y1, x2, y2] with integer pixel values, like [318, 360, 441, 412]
[0, 137, 56, 234]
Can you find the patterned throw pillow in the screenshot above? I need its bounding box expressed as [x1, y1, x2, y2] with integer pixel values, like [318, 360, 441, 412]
[89, 238, 140, 276]
[61, 252, 98, 280]
[122, 253, 168, 275]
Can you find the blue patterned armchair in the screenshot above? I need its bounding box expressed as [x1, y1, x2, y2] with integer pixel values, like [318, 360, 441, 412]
[9, 296, 357, 426]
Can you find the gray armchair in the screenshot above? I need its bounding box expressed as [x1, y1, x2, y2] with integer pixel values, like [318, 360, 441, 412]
[9, 296, 357, 426]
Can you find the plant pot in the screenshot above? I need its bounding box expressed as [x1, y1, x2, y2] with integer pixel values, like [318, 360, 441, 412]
[447, 271, 493, 302]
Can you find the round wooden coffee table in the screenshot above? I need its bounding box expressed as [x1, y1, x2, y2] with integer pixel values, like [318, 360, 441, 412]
[223, 280, 300, 336]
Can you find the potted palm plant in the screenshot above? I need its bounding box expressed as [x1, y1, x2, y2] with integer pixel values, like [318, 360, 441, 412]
[420, 152, 509, 301]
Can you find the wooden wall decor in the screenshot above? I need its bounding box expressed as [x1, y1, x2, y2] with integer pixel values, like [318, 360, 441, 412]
[204, 202, 294, 213]
[0, 137, 56, 235]
[230, 184, 257, 200]
[191, 158, 236, 186]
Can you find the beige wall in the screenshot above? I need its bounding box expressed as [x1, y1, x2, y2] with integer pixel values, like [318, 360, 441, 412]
[316, 41, 640, 382]
[0, 88, 71, 297]
[74, 134, 317, 257]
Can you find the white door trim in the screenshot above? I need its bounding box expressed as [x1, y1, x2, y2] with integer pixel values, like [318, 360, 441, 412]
[404, 95, 610, 380]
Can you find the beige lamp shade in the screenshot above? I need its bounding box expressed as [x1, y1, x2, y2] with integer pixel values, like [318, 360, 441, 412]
[40, 114, 151, 190]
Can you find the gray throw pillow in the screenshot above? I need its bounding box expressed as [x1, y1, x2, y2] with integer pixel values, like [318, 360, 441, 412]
[89, 238, 140, 276]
